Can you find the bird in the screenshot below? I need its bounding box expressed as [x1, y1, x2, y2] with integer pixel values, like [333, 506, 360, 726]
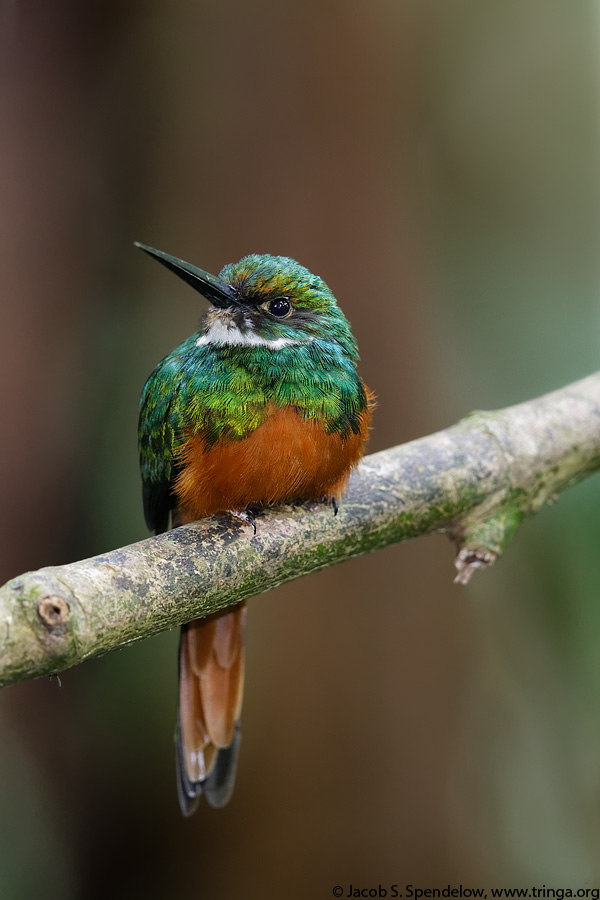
[136, 242, 374, 815]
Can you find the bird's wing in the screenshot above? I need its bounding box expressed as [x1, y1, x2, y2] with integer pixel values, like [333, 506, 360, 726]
[138, 355, 187, 534]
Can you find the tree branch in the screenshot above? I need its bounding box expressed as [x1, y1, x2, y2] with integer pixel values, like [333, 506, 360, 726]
[2, 371, 600, 688]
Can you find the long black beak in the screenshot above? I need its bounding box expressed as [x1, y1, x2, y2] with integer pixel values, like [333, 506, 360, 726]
[134, 242, 238, 309]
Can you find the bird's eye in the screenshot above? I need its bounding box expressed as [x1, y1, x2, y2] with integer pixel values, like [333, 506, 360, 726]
[266, 297, 292, 318]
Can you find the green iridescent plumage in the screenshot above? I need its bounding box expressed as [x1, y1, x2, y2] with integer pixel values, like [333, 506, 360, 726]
[138, 251, 368, 531]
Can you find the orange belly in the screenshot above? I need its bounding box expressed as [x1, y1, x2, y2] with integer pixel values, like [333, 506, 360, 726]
[174, 399, 372, 523]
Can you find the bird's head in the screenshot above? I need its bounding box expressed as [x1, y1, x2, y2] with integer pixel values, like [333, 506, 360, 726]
[135, 243, 358, 357]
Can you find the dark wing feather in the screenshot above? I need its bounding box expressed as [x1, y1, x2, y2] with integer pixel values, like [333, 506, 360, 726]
[142, 478, 172, 535]
[138, 356, 185, 534]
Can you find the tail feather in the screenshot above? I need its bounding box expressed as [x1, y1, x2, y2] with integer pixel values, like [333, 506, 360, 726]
[187, 618, 218, 674]
[176, 604, 246, 814]
[201, 722, 242, 809]
[213, 609, 245, 669]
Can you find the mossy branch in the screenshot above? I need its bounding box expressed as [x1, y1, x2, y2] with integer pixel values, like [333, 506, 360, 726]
[2, 371, 600, 688]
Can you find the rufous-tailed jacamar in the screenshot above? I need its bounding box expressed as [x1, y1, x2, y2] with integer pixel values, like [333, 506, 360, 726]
[136, 243, 373, 815]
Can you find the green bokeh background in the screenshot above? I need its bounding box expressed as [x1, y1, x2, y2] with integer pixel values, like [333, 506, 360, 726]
[2, 2, 600, 896]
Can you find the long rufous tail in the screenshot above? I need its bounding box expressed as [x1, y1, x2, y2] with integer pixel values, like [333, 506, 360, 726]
[176, 603, 247, 815]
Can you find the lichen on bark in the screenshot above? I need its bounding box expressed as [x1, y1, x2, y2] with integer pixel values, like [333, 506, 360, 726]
[1, 370, 600, 687]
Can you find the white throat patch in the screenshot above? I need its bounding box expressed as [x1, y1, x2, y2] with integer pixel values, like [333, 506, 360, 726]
[196, 315, 305, 349]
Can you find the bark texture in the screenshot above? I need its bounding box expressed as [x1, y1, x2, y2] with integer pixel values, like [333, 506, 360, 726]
[2, 371, 600, 687]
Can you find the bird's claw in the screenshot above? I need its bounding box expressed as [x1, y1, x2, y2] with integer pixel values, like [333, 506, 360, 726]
[229, 507, 257, 534]
[321, 495, 339, 516]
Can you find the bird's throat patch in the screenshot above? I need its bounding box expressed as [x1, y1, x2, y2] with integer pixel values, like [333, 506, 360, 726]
[196, 308, 303, 349]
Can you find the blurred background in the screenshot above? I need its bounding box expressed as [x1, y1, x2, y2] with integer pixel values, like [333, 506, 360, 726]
[2, 1, 600, 896]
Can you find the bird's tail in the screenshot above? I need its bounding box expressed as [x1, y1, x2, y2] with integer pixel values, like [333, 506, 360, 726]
[176, 603, 246, 815]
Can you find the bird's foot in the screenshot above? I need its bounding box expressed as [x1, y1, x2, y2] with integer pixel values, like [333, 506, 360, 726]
[321, 495, 339, 516]
[228, 507, 257, 534]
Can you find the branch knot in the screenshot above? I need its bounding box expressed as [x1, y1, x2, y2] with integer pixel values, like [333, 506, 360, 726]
[37, 596, 70, 631]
